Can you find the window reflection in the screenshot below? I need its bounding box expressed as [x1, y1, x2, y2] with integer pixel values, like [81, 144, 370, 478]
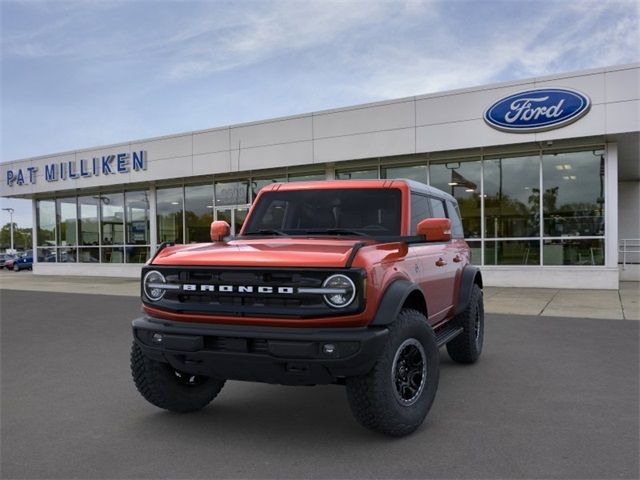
[287, 172, 325, 182]
[56, 197, 77, 246]
[383, 164, 428, 184]
[185, 184, 214, 243]
[430, 160, 481, 238]
[252, 176, 286, 199]
[78, 196, 99, 246]
[336, 169, 378, 180]
[215, 180, 250, 206]
[101, 193, 124, 245]
[484, 156, 540, 238]
[36, 200, 56, 247]
[156, 187, 183, 243]
[485, 240, 540, 265]
[125, 191, 150, 245]
[543, 151, 605, 237]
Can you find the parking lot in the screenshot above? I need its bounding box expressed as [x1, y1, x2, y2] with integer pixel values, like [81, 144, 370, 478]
[1, 288, 639, 479]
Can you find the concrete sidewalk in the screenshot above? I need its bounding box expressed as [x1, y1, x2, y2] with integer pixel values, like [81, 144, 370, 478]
[1, 270, 638, 320]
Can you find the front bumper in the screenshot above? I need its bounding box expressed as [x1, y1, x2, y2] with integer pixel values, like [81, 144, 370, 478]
[132, 316, 388, 385]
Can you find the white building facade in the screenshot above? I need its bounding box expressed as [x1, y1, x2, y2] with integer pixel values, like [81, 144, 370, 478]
[1, 64, 638, 288]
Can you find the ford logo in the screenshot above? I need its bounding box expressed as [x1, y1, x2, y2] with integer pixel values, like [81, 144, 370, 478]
[484, 88, 591, 133]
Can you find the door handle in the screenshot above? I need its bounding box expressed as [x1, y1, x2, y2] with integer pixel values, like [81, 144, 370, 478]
[435, 258, 447, 267]
[453, 255, 462, 263]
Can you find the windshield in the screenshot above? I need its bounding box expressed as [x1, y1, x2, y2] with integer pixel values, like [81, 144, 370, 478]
[243, 188, 402, 236]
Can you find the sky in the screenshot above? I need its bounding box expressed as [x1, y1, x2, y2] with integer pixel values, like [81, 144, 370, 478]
[1, 0, 639, 228]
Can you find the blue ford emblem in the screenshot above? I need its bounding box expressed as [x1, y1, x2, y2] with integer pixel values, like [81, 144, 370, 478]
[484, 88, 591, 132]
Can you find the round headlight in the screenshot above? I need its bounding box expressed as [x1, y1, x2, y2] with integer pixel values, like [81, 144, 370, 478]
[143, 270, 166, 302]
[322, 274, 356, 308]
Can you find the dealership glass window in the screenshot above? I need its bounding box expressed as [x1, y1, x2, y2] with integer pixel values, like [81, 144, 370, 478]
[78, 247, 100, 263]
[58, 246, 77, 263]
[542, 150, 605, 237]
[430, 160, 481, 238]
[125, 190, 150, 245]
[37, 247, 56, 262]
[543, 238, 604, 266]
[466, 241, 481, 264]
[78, 196, 99, 246]
[101, 246, 124, 263]
[287, 172, 325, 182]
[483, 155, 540, 238]
[336, 168, 378, 180]
[185, 184, 214, 243]
[125, 246, 150, 264]
[383, 164, 428, 184]
[484, 240, 540, 266]
[100, 193, 124, 245]
[36, 199, 56, 246]
[215, 180, 250, 206]
[56, 197, 78, 247]
[156, 187, 184, 243]
[252, 176, 286, 199]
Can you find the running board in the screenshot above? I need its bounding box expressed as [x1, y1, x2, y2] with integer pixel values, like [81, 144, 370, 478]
[435, 326, 463, 347]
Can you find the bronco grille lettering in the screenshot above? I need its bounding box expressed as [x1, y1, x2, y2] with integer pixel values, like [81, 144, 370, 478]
[179, 284, 297, 294]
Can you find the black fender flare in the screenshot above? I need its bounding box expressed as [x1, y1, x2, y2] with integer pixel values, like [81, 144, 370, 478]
[455, 265, 483, 316]
[370, 279, 426, 326]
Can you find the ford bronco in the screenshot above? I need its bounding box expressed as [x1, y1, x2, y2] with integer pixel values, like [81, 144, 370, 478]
[131, 179, 484, 436]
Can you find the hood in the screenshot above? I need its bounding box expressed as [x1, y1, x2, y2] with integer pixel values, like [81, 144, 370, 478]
[151, 237, 370, 268]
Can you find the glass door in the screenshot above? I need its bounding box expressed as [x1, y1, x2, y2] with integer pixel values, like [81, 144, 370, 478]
[215, 206, 249, 236]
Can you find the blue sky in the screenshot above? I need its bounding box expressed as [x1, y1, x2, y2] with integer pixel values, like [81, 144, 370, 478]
[1, 0, 639, 227]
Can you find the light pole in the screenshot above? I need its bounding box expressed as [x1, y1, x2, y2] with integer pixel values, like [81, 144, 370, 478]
[2, 207, 15, 252]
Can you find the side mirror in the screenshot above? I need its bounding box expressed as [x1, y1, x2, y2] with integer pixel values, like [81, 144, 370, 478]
[416, 218, 451, 242]
[210, 221, 231, 242]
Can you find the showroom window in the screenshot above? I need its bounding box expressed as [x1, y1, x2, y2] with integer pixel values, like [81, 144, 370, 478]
[36, 199, 56, 262]
[156, 187, 184, 244]
[78, 195, 100, 263]
[56, 197, 77, 263]
[430, 159, 481, 239]
[185, 184, 214, 243]
[383, 164, 428, 184]
[125, 190, 151, 263]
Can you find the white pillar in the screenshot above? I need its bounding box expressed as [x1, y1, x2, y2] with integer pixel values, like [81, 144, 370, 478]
[149, 186, 157, 253]
[32, 199, 37, 262]
[605, 142, 619, 272]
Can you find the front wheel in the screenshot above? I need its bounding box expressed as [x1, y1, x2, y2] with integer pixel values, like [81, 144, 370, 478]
[131, 342, 225, 413]
[345, 309, 439, 437]
[12, 264, 19, 272]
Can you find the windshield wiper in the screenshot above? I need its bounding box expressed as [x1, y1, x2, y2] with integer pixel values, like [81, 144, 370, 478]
[304, 228, 369, 237]
[244, 229, 288, 236]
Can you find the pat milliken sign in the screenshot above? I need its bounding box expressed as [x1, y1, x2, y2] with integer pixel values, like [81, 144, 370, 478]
[484, 88, 591, 133]
[5, 150, 147, 187]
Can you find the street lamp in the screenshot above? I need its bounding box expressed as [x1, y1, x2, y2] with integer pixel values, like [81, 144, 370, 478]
[2, 207, 15, 252]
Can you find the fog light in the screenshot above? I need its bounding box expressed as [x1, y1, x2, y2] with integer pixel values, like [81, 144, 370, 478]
[323, 343, 336, 355]
[152, 333, 163, 344]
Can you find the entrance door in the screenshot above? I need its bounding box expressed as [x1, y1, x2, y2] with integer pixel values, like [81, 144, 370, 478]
[215, 206, 250, 236]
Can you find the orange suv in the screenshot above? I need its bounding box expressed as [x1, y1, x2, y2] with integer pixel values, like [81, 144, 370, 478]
[131, 179, 484, 436]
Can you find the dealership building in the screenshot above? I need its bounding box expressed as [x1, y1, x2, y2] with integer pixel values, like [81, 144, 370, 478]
[1, 63, 638, 288]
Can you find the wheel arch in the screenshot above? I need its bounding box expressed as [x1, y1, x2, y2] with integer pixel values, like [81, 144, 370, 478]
[455, 265, 483, 316]
[371, 279, 428, 326]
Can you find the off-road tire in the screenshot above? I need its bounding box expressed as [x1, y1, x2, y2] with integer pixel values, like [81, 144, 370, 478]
[12, 264, 19, 272]
[446, 283, 484, 363]
[345, 309, 439, 437]
[131, 342, 225, 413]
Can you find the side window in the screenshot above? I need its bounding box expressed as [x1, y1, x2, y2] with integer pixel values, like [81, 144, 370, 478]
[410, 193, 431, 234]
[429, 197, 446, 219]
[446, 200, 464, 238]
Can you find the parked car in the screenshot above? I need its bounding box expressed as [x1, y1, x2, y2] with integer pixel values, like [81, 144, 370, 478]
[131, 179, 484, 437]
[12, 252, 33, 271]
[0, 253, 16, 269]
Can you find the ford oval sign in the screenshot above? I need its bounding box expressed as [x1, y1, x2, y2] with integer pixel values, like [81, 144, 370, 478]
[484, 88, 591, 133]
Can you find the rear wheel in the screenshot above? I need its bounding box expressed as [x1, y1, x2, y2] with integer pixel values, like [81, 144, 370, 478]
[446, 283, 484, 363]
[345, 309, 439, 437]
[131, 342, 225, 413]
[13, 264, 19, 272]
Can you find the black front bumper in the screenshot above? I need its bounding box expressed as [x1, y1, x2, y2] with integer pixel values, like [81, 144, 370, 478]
[132, 316, 388, 385]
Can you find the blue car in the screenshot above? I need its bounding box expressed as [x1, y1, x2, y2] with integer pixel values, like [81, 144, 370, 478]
[13, 252, 33, 271]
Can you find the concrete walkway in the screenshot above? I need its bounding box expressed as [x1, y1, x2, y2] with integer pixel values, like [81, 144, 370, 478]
[1, 270, 638, 320]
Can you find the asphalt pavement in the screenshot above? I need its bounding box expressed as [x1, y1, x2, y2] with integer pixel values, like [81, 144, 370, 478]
[1, 289, 638, 479]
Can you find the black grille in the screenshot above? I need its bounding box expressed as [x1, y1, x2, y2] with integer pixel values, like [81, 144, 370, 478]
[143, 266, 365, 319]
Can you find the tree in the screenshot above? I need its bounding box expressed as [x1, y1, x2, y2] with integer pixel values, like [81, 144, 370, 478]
[0, 223, 32, 251]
